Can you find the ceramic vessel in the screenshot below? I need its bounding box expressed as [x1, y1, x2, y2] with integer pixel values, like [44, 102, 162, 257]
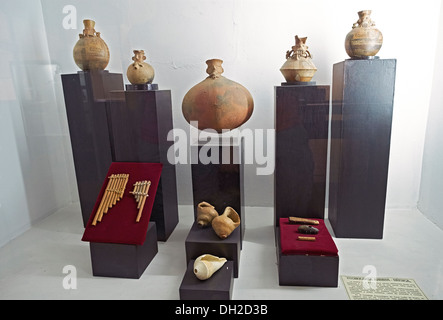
[211, 207, 240, 239]
[182, 59, 254, 133]
[126, 50, 155, 85]
[73, 19, 110, 71]
[196, 201, 219, 228]
[280, 35, 317, 82]
[193, 254, 227, 280]
[345, 10, 383, 59]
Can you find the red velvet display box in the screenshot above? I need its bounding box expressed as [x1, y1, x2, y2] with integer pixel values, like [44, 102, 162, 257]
[276, 218, 339, 287]
[82, 162, 162, 278]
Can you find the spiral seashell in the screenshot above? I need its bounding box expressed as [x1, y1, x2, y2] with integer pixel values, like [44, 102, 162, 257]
[211, 207, 240, 239]
[193, 254, 227, 280]
[196, 201, 219, 228]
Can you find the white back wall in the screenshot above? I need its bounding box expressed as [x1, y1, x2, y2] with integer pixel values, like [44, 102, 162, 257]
[1, 0, 441, 246]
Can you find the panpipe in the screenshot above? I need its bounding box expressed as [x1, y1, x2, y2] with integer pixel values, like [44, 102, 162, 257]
[92, 174, 129, 226]
[130, 180, 151, 223]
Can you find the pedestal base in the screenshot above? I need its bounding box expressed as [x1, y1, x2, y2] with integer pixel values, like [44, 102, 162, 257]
[179, 260, 234, 300]
[328, 58, 396, 239]
[89, 222, 158, 279]
[125, 83, 159, 91]
[185, 221, 240, 278]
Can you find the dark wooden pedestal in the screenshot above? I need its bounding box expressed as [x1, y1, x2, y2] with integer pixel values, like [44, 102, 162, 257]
[61, 71, 124, 226]
[191, 138, 245, 247]
[89, 222, 158, 279]
[179, 260, 234, 300]
[274, 84, 330, 227]
[109, 87, 179, 241]
[328, 59, 397, 239]
[185, 221, 241, 278]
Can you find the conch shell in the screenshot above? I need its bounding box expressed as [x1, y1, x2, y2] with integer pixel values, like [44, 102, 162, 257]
[196, 201, 218, 228]
[193, 254, 227, 280]
[211, 207, 240, 239]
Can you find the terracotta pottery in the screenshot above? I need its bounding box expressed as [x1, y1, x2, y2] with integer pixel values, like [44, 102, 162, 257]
[126, 50, 155, 85]
[280, 35, 317, 82]
[196, 201, 219, 228]
[182, 59, 254, 133]
[73, 19, 110, 71]
[345, 10, 383, 59]
[211, 207, 240, 239]
[193, 254, 227, 280]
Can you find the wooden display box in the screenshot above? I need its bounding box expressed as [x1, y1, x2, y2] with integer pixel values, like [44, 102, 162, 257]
[179, 260, 234, 300]
[82, 162, 163, 279]
[276, 234, 339, 287]
[185, 221, 241, 278]
[89, 222, 158, 279]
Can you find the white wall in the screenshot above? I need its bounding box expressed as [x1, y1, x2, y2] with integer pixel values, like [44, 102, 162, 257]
[1, 0, 441, 246]
[418, 2, 443, 229]
[40, 0, 441, 209]
[0, 1, 75, 247]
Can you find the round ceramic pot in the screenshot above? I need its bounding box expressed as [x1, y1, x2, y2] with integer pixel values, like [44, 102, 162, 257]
[126, 50, 155, 85]
[182, 59, 254, 133]
[73, 19, 110, 71]
[345, 10, 383, 59]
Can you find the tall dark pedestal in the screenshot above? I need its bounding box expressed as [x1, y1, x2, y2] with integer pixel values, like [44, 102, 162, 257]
[190, 138, 245, 246]
[109, 88, 179, 241]
[61, 71, 124, 226]
[274, 84, 330, 227]
[328, 59, 397, 239]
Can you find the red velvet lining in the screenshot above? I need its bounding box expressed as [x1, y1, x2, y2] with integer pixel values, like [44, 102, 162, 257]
[279, 218, 338, 256]
[82, 162, 162, 245]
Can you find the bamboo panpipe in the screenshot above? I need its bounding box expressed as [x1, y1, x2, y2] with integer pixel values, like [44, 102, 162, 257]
[92, 173, 129, 226]
[130, 180, 151, 223]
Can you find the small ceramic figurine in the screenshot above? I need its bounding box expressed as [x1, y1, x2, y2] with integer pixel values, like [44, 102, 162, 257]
[280, 35, 317, 82]
[196, 201, 219, 228]
[193, 254, 227, 280]
[211, 207, 240, 239]
[126, 50, 155, 85]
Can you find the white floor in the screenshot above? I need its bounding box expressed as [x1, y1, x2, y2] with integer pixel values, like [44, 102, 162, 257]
[0, 203, 442, 300]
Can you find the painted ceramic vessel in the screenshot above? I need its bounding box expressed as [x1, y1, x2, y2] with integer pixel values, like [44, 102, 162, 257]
[211, 206, 240, 239]
[126, 50, 155, 85]
[73, 19, 110, 71]
[182, 59, 254, 133]
[193, 254, 227, 280]
[345, 10, 383, 59]
[280, 35, 317, 82]
[196, 201, 219, 228]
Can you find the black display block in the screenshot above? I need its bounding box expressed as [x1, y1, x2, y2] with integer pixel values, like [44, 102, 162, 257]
[89, 222, 158, 279]
[276, 227, 339, 287]
[179, 260, 234, 300]
[329, 59, 397, 239]
[61, 70, 124, 226]
[185, 221, 241, 278]
[274, 84, 330, 227]
[109, 89, 179, 241]
[191, 138, 245, 247]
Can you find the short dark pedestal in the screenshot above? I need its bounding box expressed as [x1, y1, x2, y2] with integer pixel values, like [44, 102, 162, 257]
[328, 59, 397, 239]
[274, 84, 330, 227]
[191, 138, 245, 247]
[179, 260, 234, 300]
[276, 227, 339, 287]
[185, 221, 241, 278]
[89, 222, 158, 279]
[109, 87, 179, 241]
[61, 71, 124, 226]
